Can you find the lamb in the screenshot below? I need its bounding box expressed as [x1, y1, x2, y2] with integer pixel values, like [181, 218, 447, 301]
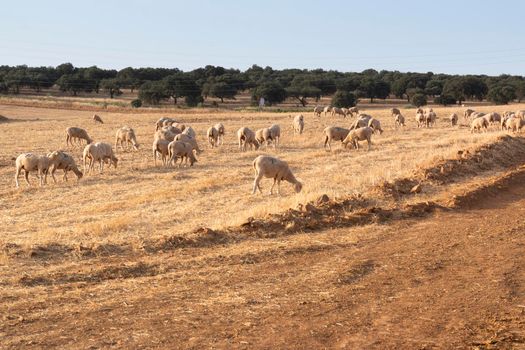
[252, 155, 302, 195]
[14, 153, 51, 187]
[391, 108, 401, 117]
[323, 126, 350, 151]
[367, 118, 383, 134]
[342, 126, 373, 151]
[269, 124, 281, 147]
[323, 106, 331, 117]
[394, 113, 405, 128]
[347, 107, 359, 117]
[168, 140, 197, 167]
[152, 138, 170, 166]
[182, 126, 196, 138]
[464, 109, 475, 120]
[214, 123, 225, 145]
[115, 126, 139, 152]
[449, 113, 458, 126]
[506, 117, 525, 132]
[470, 117, 489, 133]
[83, 142, 118, 174]
[93, 114, 104, 124]
[47, 150, 83, 182]
[237, 127, 260, 151]
[313, 105, 323, 117]
[331, 107, 346, 118]
[173, 133, 201, 153]
[415, 112, 426, 128]
[207, 125, 220, 147]
[293, 115, 304, 135]
[66, 127, 92, 147]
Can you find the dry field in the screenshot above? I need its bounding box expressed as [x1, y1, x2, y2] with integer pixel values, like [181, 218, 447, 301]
[1, 102, 525, 348]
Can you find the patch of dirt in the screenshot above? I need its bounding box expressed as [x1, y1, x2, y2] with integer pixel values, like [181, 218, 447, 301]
[0, 115, 9, 123]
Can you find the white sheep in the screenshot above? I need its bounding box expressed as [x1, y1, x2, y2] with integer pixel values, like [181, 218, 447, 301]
[331, 107, 346, 118]
[506, 117, 525, 132]
[349, 114, 372, 130]
[323, 126, 350, 151]
[93, 114, 104, 124]
[182, 126, 196, 138]
[252, 155, 302, 195]
[173, 133, 201, 153]
[83, 142, 118, 174]
[516, 110, 525, 119]
[47, 150, 83, 183]
[152, 138, 170, 166]
[255, 128, 272, 147]
[293, 114, 305, 135]
[342, 126, 373, 151]
[394, 113, 405, 128]
[115, 126, 139, 152]
[14, 153, 51, 187]
[168, 140, 198, 167]
[269, 124, 281, 146]
[214, 123, 225, 145]
[415, 112, 426, 128]
[425, 110, 437, 128]
[66, 127, 92, 147]
[323, 106, 332, 117]
[449, 113, 458, 126]
[470, 117, 488, 133]
[237, 127, 260, 151]
[347, 107, 359, 117]
[313, 105, 323, 117]
[156, 117, 176, 131]
[207, 126, 219, 148]
[367, 118, 383, 134]
[391, 108, 401, 117]
[464, 109, 475, 120]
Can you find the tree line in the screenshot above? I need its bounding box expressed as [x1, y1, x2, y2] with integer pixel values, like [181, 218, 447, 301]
[0, 63, 524, 107]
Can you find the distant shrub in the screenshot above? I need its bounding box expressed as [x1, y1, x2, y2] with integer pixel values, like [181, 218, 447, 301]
[185, 95, 203, 107]
[411, 93, 427, 107]
[131, 99, 142, 108]
[434, 95, 456, 106]
[331, 90, 357, 108]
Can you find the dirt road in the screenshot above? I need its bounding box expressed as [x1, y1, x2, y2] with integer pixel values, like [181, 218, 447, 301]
[2, 171, 525, 349]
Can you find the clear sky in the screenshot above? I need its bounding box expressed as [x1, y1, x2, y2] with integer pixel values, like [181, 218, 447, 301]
[2, 0, 524, 75]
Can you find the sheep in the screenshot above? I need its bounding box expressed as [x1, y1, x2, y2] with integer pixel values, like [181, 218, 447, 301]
[347, 107, 359, 117]
[47, 150, 83, 183]
[173, 133, 201, 153]
[506, 117, 525, 132]
[152, 138, 170, 166]
[214, 123, 225, 145]
[293, 115, 304, 135]
[391, 108, 401, 117]
[415, 112, 426, 128]
[470, 112, 485, 120]
[313, 105, 323, 117]
[156, 117, 176, 130]
[154, 127, 179, 142]
[237, 127, 260, 151]
[168, 140, 197, 167]
[449, 113, 458, 126]
[485, 112, 501, 125]
[323, 106, 332, 117]
[162, 118, 177, 128]
[415, 108, 424, 114]
[269, 124, 281, 147]
[516, 110, 525, 120]
[342, 126, 373, 151]
[503, 111, 513, 118]
[115, 126, 139, 152]
[331, 107, 346, 118]
[207, 126, 219, 147]
[341, 108, 349, 116]
[470, 117, 489, 133]
[425, 111, 437, 128]
[323, 126, 350, 151]
[14, 153, 51, 187]
[93, 114, 104, 124]
[501, 114, 515, 130]
[66, 127, 92, 147]
[394, 113, 405, 128]
[367, 118, 383, 134]
[255, 128, 272, 147]
[182, 126, 196, 138]
[349, 114, 372, 130]
[464, 109, 475, 120]
[173, 123, 186, 132]
[83, 142, 118, 174]
[252, 155, 302, 195]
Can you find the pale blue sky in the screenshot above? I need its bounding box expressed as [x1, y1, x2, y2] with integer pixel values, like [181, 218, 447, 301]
[1, 0, 524, 75]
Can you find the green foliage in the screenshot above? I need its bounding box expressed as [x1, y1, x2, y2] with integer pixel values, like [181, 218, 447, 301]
[411, 93, 427, 107]
[252, 81, 286, 105]
[138, 81, 167, 105]
[425, 80, 443, 96]
[130, 99, 142, 108]
[356, 78, 390, 102]
[434, 95, 456, 106]
[487, 85, 516, 105]
[331, 90, 356, 108]
[100, 78, 122, 98]
[185, 94, 204, 107]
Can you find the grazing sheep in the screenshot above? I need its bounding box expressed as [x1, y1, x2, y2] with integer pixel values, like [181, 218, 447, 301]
[182, 126, 196, 138]
[503, 111, 513, 118]
[156, 117, 176, 130]
[152, 138, 170, 166]
[83, 142, 118, 174]
[115, 126, 139, 152]
[367, 118, 383, 134]
[66, 127, 92, 147]
[269, 124, 281, 147]
[349, 114, 372, 130]
[173, 133, 201, 153]
[394, 113, 405, 128]
[162, 118, 177, 128]
[173, 123, 186, 132]
[501, 114, 516, 130]
[331, 107, 346, 118]
[506, 117, 525, 132]
[93, 114, 104, 124]
[237, 127, 260, 151]
[313, 105, 323, 117]
[168, 140, 197, 167]
[207, 126, 219, 147]
[341, 108, 349, 117]
[252, 155, 302, 195]
[486, 112, 501, 124]
[415, 112, 426, 128]
[470, 112, 485, 120]
[470, 117, 489, 133]
[323, 106, 331, 117]
[14, 153, 51, 187]
[391, 108, 401, 117]
[347, 107, 359, 117]
[449, 113, 458, 126]
[293, 114, 305, 135]
[342, 126, 373, 151]
[214, 123, 225, 145]
[323, 126, 350, 151]
[255, 128, 272, 147]
[425, 111, 437, 128]
[516, 110, 525, 120]
[464, 109, 475, 121]
[415, 108, 424, 115]
[154, 127, 179, 142]
[47, 150, 83, 183]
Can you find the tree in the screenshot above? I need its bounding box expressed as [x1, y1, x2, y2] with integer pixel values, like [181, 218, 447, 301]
[252, 81, 286, 105]
[434, 95, 456, 106]
[331, 90, 357, 108]
[487, 85, 516, 105]
[425, 80, 443, 97]
[356, 78, 390, 103]
[100, 78, 122, 98]
[442, 78, 466, 104]
[131, 99, 142, 108]
[411, 93, 427, 107]
[56, 73, 91, 95]
[391, 77, 409, 99]
[138, 81, 167, 105]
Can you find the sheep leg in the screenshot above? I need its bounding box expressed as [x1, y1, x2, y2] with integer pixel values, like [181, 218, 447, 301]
[51, 167, 58, 183]
[367, 138, 371, 151]
[24, 170, 31, 186]
[252, 173, 263, 195]
[99, 159, 104, 174]
[63, 170, 68, 182]
[15, 167, 21, 187]
[38, 169, 44, 187]
[269, 178, 277, 195]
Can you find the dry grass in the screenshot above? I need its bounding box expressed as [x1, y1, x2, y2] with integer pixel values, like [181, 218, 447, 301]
[1, 103, 523, 247]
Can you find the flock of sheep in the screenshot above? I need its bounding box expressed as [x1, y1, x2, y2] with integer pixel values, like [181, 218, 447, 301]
[13, 105, 525, 194]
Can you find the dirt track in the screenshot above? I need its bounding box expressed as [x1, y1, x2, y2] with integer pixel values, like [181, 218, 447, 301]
[1, 168, 525, 349]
